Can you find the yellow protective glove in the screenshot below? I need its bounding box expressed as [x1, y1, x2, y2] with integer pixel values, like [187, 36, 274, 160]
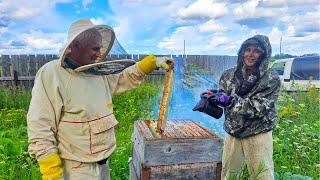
[137, 55, 173, 74]
[38, 153, 63, 180]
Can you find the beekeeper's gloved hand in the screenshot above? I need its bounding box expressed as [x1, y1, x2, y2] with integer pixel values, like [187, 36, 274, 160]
[156, 56, 173, 71]
[209, 92, 233, 107]
[193, 95, 223, 119]
[137, 55, 173, 74]
[38, 153, 63, 180]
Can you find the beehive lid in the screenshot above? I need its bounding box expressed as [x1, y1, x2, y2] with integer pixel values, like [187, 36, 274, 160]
[135, 120, 221, 140]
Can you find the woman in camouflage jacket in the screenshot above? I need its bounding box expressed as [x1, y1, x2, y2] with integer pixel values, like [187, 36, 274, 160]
[210, 35, 281, 179]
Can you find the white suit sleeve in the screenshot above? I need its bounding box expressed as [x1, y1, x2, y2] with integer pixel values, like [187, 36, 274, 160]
[27, 67, 63, 160]
[105, 64, 146, 95]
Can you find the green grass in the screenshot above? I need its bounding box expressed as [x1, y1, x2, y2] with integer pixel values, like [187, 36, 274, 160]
[0, 86, 319, 179]
[0, 108, 40, 180]
[0, 58, 2, 76]
[273, 88, 320, 179]
[0, 88, 31, 110]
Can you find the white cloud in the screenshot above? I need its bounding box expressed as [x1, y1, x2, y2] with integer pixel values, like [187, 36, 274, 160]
[1, 0, 319, 55]
[82, 0, 93, 8]
[293, 12, 320, 32]
[210, 30, 261, 54]
[21, 30, 66, 50]
[267, 26, 320, 55]
[0, 30, 66, 54]
[268, 27, 282, 46]
[233, 0, 287, 20]
[23, 37, 62, 50]
[208, 35, 228, 48]
[292, 11, 320, 33]
[119, 0, 172, 6]
[158, 26, 191, 52]
[113, 17, 130, 43]
[177, 0, 228, 20]
[90, 18, 105, 25]
[158, 26, 213, 54]
[157, 25, 236, 55]
[260, 0, 318, 7]
[279, 9, 320, 35]
[11, 7, 43, 19]
[109, 0, 189, 52]
[0, 27, 8, 34]
[0, 0, 73, 20]
[0, 0, 74, 54]
[198, 20, 228, 33]
[285, 28, 320, 42]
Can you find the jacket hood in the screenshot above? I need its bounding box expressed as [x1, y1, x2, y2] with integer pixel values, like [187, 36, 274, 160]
[59, 19, 115, 67]
[233, 35, 272, 96]
[237, 34, 272, 76]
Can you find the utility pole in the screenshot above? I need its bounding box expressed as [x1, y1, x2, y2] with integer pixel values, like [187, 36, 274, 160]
[183, 40, 185, 58]
[280, 36, 282, 57]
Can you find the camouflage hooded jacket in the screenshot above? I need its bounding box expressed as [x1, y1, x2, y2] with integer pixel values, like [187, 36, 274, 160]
[219, 35, 281, 138]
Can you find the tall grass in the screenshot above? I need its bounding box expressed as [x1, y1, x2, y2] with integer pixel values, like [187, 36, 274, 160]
[0, 108, 40, 179]
[273, 87, 320, 179]
[0, 87, 38, 179]
[0, 88, 31, 110]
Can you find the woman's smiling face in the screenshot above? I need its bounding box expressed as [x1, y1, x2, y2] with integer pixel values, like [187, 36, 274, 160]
[243, 44, 262, 67]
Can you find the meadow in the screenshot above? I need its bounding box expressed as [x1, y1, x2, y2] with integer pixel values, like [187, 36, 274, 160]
[0, 84, 319, 179]
[273, 87, 319, 179]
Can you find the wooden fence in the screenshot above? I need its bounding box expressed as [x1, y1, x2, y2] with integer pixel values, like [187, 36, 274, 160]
[183, 55, 237, 82]
[0, 54, 237, 89]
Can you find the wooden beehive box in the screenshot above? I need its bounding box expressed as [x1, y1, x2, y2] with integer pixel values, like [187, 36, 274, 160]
[130, 120, 223, 180]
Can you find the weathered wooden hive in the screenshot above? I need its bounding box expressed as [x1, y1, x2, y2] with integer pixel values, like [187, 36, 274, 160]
[130, 120, 223, 180]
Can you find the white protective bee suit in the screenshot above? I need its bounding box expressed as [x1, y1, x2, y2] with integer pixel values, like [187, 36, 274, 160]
[27, 19, 147, 180]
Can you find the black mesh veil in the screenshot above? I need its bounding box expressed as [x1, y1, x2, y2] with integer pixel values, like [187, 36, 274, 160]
[109, 37, 127, 55]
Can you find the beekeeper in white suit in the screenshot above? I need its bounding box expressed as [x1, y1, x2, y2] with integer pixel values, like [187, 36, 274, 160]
[27, 19, 172, 180]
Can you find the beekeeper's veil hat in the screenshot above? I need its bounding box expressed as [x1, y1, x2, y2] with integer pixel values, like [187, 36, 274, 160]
[59, 19, 115, 66]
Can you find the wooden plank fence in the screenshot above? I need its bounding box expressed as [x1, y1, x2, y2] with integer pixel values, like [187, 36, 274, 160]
[184, 55, 237, 82]
[1, 54, 58, 88]
[0, 54, 237, 89]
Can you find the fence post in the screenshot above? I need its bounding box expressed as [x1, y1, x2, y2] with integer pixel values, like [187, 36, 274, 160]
[19, 54, 29, 87]
[29, 54, 37, 88]
[1, 55, 11, 87]
[13, 70, 18, 86]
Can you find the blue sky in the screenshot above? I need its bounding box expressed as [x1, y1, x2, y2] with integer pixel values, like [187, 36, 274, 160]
[0, 0, 319, 56]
